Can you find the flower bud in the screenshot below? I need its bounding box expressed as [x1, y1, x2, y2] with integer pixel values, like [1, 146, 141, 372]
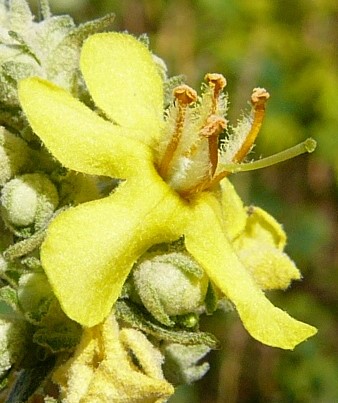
[0, 173, 59, 236]
[133, 252, 208, 324]
[0, 127, 31, 186]
[0, 318, 27, 377]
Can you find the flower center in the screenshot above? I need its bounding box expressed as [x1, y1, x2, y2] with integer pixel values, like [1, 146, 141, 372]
[156, 74, 270, 197]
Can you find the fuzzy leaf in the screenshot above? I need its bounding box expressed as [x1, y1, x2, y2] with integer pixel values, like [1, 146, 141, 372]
[116, 300, 219, 349]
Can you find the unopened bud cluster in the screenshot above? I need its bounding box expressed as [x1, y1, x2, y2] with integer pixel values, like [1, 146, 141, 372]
[0, 1, 116, 400]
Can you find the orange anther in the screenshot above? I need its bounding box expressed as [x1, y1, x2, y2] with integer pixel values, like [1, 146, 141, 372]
[204, 73, 227, 91]
[173, 85, 197, 105]
[251, 88, 270, 109]
[200, 115, 227, 138]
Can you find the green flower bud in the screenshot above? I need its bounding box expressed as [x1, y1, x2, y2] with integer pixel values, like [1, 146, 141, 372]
[0, 318, 27, 377]
[0, 127, 31, 186]
[133, 252, 208, 325]
[0, 0, 114, 116]
[0, 173, 59, 236]
[17, 272, 54, 324]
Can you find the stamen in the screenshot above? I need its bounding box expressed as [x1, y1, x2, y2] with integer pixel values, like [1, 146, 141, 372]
[205, 73, 227, 114]
[177, 76, 227, 197]
[158, 85, 197, 179]
[201, 115, 227, 176]
[232, 88, 270, 163]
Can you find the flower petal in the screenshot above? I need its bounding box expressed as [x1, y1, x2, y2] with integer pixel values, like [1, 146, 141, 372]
[220, 178, 247, 240]
[80, 33, 163, 145]
[18, 77, 152, 179]
[54, 315, 174, 402]
[41, 178, 184, 326]
[237, 246, 301, 290]
[233, 205, 300, 290]
[184, 193, 317, 349]
[244, 206, 287, 249]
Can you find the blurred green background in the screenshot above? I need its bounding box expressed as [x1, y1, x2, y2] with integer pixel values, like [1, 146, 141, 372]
[30, 1, 338, 401]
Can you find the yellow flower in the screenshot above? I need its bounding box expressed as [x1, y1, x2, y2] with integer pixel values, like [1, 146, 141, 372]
[53, 314, 174, 402]
[18, 32, 316, 349]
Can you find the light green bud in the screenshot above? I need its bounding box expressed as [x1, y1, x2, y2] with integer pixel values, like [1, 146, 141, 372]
[0, 0, 115, 114]
[0, 173, 59, 235]
[133, 252, 208, 324]
[0, 318, 27, 377]
[0, 127, 31, 186]
[17, 272, 54, 324]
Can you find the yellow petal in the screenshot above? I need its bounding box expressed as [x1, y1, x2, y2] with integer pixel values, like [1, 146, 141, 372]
[232, 204, 299, 290]
[220, 178, 247, 240]
[87, 317, 173, 403]
[53, 326, 98, 402]
[41, 177, 184, 326]
[244, 206, 287, 249]
[237, 246, 301, 290]
[18, 77, 152, 179]
[81, 33, 163, 145]
[119, 328, 165, 380]
[184, 193, 317, 349]
[54, 316, 174, 403]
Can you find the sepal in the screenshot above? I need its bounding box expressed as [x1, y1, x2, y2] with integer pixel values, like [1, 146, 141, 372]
[163, 343, 211, 385]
